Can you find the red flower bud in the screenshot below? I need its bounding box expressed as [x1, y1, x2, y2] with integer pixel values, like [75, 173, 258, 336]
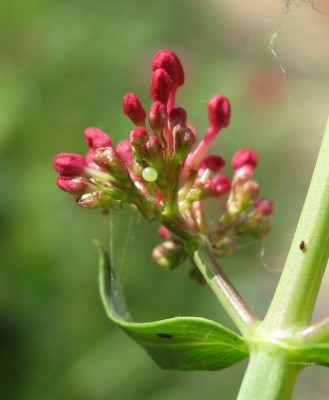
[150, 68, 172, 105]
[57, 175, 92, 195]
[207, 95, 231, 131]
[234, 164, 255, 183]
[53, 153, 86, 176]
[122, 93, 146, 126]
[84, 127, 112, 148]
[255, 198, 274, 216]
[232, 148, 258, 171]
[152, 49, 184, 88]
[149, 101, 168, 131]
[169, 107, 187, 129]
[201, 155, 225, 172]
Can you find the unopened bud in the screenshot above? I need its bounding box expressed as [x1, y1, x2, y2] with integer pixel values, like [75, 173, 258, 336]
[232, 148, 258, 171]
[168, 107, 187, 129]
[234, 164, 255, 183]
[116, 140, 133, 164]
[215, 237, 236, 256]
[158, 225, 172, 239]
[212, 174, 231, 196]
[130, 127, 149, 145]
[207, 95, 231, 131]
[84, 128, 112, 148]
[172, 125, 195, 164]
[255, 198, 274, 216]
[149, 101, 168, 131]
[241, 180, 260, 201]
[152, 49, 184, 88]
[130, 127, 149, 164]
[93, 147, 129, 180]
[152, 241, 187, 270]
[77, 190, 122, 210]
[150, 68, 172, 105]
[143, 136, 163, 170]
[123, 93, 146, 126]
[53, 153, 86, 176]
[200, 155, 225, 173]
[250, 219, 272, 238]
[57, 176, 92, 195]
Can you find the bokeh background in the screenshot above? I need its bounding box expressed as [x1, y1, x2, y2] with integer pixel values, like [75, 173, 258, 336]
[1, 0, 329, 399]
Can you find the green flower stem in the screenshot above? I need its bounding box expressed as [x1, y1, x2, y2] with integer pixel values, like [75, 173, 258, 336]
[261, 118, 329, 333]
[192, 238, 259, 336]
[236, 347, 300, 400]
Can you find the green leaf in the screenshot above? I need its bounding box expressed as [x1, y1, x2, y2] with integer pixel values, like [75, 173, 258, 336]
[295, 343, 329, 367]
[97, 242, 249, 371]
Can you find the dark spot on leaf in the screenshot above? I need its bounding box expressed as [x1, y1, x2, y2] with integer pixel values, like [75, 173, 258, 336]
[157, 333, 173, 339]
[299, 240, 306, 251]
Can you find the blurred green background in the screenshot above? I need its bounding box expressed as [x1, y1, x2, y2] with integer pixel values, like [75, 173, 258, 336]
[1, 0, 329, 399]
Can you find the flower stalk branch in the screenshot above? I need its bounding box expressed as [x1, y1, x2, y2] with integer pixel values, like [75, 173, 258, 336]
[192, 238, 259, 336]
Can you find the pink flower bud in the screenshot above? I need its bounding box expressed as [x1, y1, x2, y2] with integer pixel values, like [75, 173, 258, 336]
[232, 148, 258, 171]
[122, 93, 147, 126]
[168, 107, 187, 129]
[212, 174, 231, 196]
[84, 128, 112, 148]
[255, 198, 274, 216]
[149, 101, 168, 131]
[116, 140, 132, 164]
[53, 153, 86, 176]
[207, 95, 231, 131]
[200, 155, 225, 172]
[152, 49, 184, 88]
[150, 68, 172, 105]
[57, 175, 92, 195]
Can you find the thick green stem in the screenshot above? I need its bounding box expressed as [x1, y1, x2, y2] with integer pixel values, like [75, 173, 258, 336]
[192, 239, 259, 336]
[262, 118, 329, 332]
[237, 348, 301, 400]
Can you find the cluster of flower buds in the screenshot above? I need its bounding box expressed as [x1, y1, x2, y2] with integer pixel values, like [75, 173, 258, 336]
[54, 49, 273, 280]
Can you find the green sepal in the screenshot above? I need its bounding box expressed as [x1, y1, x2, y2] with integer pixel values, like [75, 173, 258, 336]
[96, 241, 249, 371]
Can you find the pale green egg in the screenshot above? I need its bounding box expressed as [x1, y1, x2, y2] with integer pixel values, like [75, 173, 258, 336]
[142, 167, 158, 182]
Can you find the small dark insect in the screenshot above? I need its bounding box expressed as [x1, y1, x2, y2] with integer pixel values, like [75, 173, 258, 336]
[299, 240, 306, 251]
[157, 333, 173, 339]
